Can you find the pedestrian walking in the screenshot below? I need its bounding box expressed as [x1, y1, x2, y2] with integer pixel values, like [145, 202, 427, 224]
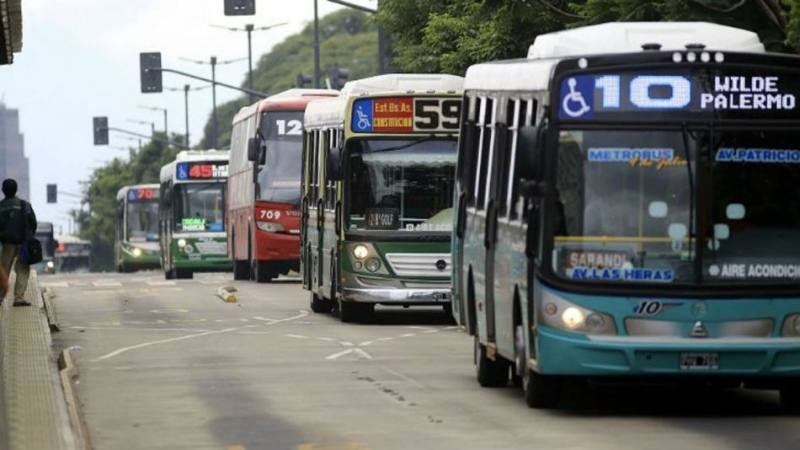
[0, 179, 37, 306]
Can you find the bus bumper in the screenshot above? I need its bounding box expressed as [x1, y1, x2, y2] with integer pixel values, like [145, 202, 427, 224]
[536, 327, 800, 378]
[255, 230, 300, 261]
[342, 286, 451, 305]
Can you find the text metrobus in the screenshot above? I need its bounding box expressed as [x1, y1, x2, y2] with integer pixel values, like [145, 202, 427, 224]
[159, 150, 231, 279]
[453, 21, 800, 410]
[115, 184, 161, 272]
[301, 74, 464, 322]
[228, 88, 338, 282]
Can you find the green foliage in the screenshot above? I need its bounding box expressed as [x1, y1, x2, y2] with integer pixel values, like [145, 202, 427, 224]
[74, 134, 180, 271]
[199, 9, 381, 149]
[378, 0, 800, 76]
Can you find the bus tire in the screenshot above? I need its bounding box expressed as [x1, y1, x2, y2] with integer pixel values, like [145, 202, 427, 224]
[310, 292, 332, 314]
[254, 261, 274, 283]
[176, 269, 193, 280]
[165, 269, 175, 280]
[233, 260, 249, 280]
[522, 366, 561, 409]
[339, 300, 372, 323]
[780, 387, 800, 413]
[475, 336, 509, 388]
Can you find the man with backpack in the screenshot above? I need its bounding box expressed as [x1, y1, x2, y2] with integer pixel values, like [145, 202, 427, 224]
[0, 179, 37, 306]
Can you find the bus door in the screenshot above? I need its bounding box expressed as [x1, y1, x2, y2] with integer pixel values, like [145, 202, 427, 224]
[479, 98, 500, 344]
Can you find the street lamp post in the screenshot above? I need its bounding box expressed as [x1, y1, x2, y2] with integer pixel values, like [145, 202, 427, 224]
[314, 0, 321, 88]
[165, 84, 211, 148]
[210, 22, 288, 104]
[138, 105, 169, 145]
[180, 56, 247, 149]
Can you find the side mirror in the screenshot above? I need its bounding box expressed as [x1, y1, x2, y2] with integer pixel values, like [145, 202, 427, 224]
[247, 137, 258, 162]
[516, 125, 545, 181]
[327, 146, 342, 181]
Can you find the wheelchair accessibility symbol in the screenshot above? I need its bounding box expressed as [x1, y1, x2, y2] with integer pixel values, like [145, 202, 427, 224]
[351, 98, 375, 132]
[559, 76, 593, 119]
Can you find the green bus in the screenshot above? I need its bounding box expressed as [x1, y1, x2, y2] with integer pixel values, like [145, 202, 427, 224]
[301, 74, 464, 322]
[115, 184, 161, 272]
[159, 150, 231, 279]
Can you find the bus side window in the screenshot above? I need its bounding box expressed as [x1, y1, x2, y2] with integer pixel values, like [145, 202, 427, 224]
[506, 98, 535, 220]
[326, 129, 337, 210]
[473, 97, 494, 211]
[459, 95, 478, 204]
[310, 130, 319, 205]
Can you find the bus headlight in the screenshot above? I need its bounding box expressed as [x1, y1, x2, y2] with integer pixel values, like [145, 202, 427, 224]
[539, 290, 617, 336]
[781, 314, 800, 336]
[256, 221, 285, 233]
[177, 239, 187, 248]
[132, 248, 142, 257]
[365, 257, 381, 272]
[353, 245, 369, 260]
[46, 261, 54, 269]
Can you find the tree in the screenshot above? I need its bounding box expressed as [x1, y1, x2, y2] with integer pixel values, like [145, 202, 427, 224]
[377, 0, 800, 76]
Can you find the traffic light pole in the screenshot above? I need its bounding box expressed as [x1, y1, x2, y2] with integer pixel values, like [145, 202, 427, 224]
[146, 67, 269, 99]
[105, 127, 189, 149]
[326, 0, 385, 74]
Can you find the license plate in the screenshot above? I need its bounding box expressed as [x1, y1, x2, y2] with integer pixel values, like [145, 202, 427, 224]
[680, 352, 719, 370]
[432, 292, 451, 302]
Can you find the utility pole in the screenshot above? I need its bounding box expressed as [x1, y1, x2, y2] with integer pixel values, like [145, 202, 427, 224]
[209, 22, 287, 104]
[137, 105, 169, 145]
[314, 0, 321, 88]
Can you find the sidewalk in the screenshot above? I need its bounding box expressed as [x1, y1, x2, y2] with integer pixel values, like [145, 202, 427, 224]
[0, 271, 76, 450]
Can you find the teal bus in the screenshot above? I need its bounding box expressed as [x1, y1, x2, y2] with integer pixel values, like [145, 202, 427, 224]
[453, 21, 800, 410]
[302, 74, 464, 322]
[115, 184, 161, 272]
[159, 150, 231, 279]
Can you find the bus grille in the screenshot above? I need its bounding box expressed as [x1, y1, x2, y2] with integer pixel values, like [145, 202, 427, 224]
[385, 253, 450, 277]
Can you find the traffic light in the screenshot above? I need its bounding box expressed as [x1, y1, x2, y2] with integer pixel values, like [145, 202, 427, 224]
[296, 73, 312, 88]
[46, 184, 57, 204]
[139, 52, 163, 93]
[329, 64, 349, 90]
[224, 0, 255, 15]
[93, 117, 109, 145]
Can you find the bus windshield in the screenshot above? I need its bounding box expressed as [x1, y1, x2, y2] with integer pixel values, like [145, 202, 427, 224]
[346, 138, 457, 232]
[258, 111, 303, 205]
[127, 200, 159, 242]
[551, 128, 800, 286]
[173, 183, 226, 233]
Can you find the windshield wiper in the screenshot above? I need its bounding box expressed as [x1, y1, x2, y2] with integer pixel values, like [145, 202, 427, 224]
[680, 123, 699, 283]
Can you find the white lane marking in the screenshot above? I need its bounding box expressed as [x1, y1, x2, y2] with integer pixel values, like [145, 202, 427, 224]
[325, 348, 373, 360]
[73, 282, 90, 286]
[238, 331, 270, 335]
[400, 333, 415, 338]
[285, 334, 308, 339]
[340, 341, 354, 347]
[71, 326, 212, 333]
[253, 310, 309, 325]
[94, 327, 239, 361]
[199, 279, 227, 285]
[146, 280, 176, 286]
[317, 337, 336, 342]
[93, 280, 122, 287]
[40, 282, 69, 288]
[359, 341, 373, 346]
[377, 337, 395, 342]
[423, 330, 439, 334]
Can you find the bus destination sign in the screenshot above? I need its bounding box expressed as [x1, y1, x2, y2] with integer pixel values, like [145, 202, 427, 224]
[127, 188, 158, 201]
[557, 68, 800, 121]
[351, 97, 461, 133]
[176, 162, 229, 180]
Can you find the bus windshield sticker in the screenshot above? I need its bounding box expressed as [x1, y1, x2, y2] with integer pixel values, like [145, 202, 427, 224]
[352, 97, 461, 133]
[181, 217, 206, 231]
[366, 208, 400, 230]
[570, 267, 674, 282]
[588, 147, 687, 169]
[715, 148, 800, 163]
[708, 263, 800, 279]
[558, 70, 799, 121]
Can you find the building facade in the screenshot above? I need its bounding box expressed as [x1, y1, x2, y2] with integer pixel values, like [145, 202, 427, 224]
[0, 103, 29, 200]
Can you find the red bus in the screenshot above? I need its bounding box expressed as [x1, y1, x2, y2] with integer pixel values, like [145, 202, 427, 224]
[228, 88, 339, 282]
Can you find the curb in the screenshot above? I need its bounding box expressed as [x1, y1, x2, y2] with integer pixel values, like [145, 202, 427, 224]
[58, 349, 92, 450]
[42, 286, 60, 332]
[215, 286, 238, 303]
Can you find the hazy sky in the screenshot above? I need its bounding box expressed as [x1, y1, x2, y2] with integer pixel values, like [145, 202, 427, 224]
[0, 0, 360, 236]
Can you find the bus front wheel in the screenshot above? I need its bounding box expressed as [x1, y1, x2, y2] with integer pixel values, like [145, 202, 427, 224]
[310, 292, 333, 314]
[521, 362, 561, 409]
[233, 260, 249, 280]
[175, 269, 193, 280]
[254, 261, 275, 283]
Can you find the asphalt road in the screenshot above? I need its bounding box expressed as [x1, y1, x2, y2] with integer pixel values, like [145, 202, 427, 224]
[45, 271, 800, 450]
